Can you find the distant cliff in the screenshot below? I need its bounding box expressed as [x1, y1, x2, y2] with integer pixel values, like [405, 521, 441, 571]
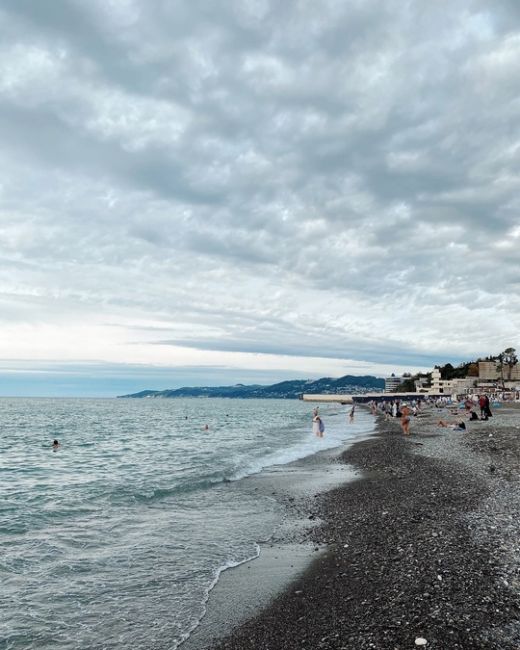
[118, 375, 385, 399]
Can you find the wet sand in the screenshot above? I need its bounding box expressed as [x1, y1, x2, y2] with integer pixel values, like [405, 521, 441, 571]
[182, 445, 363, 649]
[199, 404, 520, 649]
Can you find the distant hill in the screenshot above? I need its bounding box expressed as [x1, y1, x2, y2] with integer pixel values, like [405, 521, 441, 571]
[118, 375, 385, 399]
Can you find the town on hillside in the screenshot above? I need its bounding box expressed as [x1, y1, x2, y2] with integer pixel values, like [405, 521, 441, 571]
[303, 349, 520, 404]
[385, 348, 520, 400]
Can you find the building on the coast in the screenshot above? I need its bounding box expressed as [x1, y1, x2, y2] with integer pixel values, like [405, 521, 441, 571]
[305, 357, 520, 404]
[414, 377, 430, 392]
[478, 360, 520, 382]
[479, 361, 499, 380]
[430, 368, 443, 393]
[384, 374, 403, 392]
[417, 359, 520, 398]
[420, 368, 454, 395]
[416, 368, 474, 397]
[410, 371, 444, 395]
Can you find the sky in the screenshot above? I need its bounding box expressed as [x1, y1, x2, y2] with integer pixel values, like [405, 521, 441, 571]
[1, 1, 519, 397]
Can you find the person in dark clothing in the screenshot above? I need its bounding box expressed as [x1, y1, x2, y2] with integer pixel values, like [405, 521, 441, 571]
[478, 395, 486, 417]
[483, 395, 493, 418]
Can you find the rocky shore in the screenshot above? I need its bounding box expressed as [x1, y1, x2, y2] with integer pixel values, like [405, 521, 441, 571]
[210, 404, 520, 649]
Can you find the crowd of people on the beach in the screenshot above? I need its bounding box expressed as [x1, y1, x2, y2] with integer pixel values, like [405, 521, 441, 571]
[369, 393, 497, 435]
[311, 392, 501, 439]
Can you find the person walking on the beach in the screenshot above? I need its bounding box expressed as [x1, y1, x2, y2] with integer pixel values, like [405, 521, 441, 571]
[400, 404, 411, 435]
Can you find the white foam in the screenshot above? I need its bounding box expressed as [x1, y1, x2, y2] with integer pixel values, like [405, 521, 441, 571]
[177, 544, 261, 649]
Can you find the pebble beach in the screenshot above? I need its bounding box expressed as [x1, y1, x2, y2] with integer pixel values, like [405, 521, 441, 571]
[207, 404, 520, 650]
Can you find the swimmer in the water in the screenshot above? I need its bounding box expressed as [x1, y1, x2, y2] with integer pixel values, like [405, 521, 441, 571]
[204, 424, 209, 431]
[52, 439, 60, 450]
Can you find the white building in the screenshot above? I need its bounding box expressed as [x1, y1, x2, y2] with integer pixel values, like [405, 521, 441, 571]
[385, 374, 403, 393]
[424, 368, 473, 396]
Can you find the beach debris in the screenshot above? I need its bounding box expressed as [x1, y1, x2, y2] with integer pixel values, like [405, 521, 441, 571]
[415, 637, 428, 646]
[344, 544, 349, 548]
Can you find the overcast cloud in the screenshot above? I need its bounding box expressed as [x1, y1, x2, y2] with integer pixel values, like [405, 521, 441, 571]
[1, 1, 519, 395]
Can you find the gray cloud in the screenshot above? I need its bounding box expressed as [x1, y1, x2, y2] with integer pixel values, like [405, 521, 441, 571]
[0, 0, 519, 387]
[154, 337, 466, 369]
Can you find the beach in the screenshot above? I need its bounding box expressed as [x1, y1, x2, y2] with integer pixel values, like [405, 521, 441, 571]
[1, 397, 375, 649]
[193, 404, 520, 649]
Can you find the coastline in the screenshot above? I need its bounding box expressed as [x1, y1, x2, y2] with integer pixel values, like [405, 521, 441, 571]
[181, 439, 370, 650]
[195, 404, 520, 649]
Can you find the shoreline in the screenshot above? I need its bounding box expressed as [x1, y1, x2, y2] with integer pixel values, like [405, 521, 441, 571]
[181, 435, 371, 650]
[202, 404, 520, 649]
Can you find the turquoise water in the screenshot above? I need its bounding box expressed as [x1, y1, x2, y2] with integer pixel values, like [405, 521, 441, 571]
[0, 397, 374, 649]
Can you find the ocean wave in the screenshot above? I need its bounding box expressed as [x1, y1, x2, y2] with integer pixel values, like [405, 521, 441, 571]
[177, 544, 261, 649]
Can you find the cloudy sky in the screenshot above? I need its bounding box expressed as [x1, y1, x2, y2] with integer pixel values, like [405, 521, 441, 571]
[1, 1, 519, 396]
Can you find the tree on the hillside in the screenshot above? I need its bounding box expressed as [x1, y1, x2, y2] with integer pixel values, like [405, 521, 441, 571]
[440, 363, 453, 380]
[439, 362, 471, 380]
[497, 347, 518, 386]
[396, 376, 416, 392]
[396, 372, 431, 393]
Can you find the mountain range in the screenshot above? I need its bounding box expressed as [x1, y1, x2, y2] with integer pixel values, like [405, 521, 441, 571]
[118, 375, 385, 400]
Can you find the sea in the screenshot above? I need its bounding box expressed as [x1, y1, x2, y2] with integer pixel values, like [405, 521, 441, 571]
[0, 397, 375, 650]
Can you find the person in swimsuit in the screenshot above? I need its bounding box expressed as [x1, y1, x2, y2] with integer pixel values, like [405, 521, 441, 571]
[52, 439, 60, 451]
[438, 419, 466, 431]
[400, 405, 411, 435]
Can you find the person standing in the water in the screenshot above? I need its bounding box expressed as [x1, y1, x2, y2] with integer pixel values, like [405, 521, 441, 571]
[313, 414, 324, 438]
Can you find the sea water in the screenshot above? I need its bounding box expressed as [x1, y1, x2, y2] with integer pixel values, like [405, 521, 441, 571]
[0, 397, 374, 649]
